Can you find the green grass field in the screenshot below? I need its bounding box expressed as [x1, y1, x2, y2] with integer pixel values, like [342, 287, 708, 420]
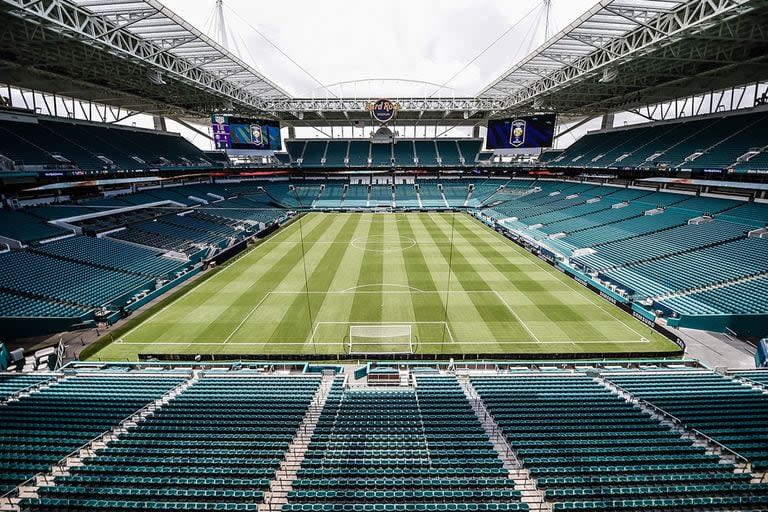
[88, 212, 680, 360]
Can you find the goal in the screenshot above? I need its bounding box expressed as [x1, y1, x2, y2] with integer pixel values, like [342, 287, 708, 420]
[348, 324, 414, 354]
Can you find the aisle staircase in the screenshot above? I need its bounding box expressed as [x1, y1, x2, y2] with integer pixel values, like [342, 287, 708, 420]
[458, 375, 550, 512]
[260, 373, 336, 512]
[0, 374, 64, 406]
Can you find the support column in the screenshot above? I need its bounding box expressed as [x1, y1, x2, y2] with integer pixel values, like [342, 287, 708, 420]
[152, 115, 167, 132]
[601, 113, 614, 130]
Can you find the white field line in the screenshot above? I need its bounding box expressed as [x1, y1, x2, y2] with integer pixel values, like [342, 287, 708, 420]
[119, 216, 315, 343]
[268, 292, 643, 344]
[260, 240, 471, 245]
[146, 288, 649, 347]
[115, 339, 649, 346]
[444, 323, 457, 344]
[223, 292, 273, 344]
[308, 321, 455, 344]
[473, 217, 653, 341]
[340, 283, 425, 293]
[492, 290, 542, 344]
[269, 290, 520, 294]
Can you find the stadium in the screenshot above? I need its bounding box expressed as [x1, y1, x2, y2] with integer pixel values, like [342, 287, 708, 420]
[1, 0, 768, 510]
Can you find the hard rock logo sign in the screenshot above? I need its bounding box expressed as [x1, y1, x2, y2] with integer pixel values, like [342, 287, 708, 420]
[366, 99, 401, 124]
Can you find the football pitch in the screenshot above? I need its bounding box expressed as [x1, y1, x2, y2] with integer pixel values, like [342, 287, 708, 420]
[88, 212, 681, 360]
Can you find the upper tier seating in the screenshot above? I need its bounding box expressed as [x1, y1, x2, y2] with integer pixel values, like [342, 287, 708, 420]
[371, 144, 392, 167]
[415, 141, 439, 166]
[274, 152, 292, 165]
[324, 141, 348, 167]
[545, 110, 768, 172]
[286, 141, 306, 162]
[457, 140, 482, 164]
[301, 141, 327, 167]
[393, 141, 415, 167]
[347, 142, 370, 167]
[283, 139, 484, 168]
[0, 116, 211, 171]
[436, 141, 461, 166]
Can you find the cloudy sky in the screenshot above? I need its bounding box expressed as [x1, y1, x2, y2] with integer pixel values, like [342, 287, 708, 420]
[148, 0, 599, 149]
[160, 0, 595, 98]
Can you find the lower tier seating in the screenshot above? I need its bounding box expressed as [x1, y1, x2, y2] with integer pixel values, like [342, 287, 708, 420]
[287, 376, 527, 512]
[0, 251, 153, 308]
[0, 374, 54, 400]
[2, 374, 185, 495]
[20, 375, 320, 510]
[33, 236, 187, 279]
[471, 374, 768, 511]
[605, 371, 768, 471]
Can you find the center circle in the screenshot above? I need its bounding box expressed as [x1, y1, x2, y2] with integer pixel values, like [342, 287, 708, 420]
[351, 235, 416, 253]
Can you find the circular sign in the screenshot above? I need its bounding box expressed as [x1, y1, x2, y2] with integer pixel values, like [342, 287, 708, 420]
[367, 99, 399, 124]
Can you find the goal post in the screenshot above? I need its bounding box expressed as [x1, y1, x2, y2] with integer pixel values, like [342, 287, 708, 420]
[348, 324, 413, 354]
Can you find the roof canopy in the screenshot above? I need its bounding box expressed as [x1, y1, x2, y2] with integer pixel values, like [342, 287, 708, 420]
[0, 0, 766, 124]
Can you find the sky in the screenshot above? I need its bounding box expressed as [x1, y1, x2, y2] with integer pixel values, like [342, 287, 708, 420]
[123, 0, 600, 149]
[159, 0, 596, 99]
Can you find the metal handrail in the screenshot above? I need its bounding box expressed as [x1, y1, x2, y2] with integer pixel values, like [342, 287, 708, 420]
[607, 379, 753, 466]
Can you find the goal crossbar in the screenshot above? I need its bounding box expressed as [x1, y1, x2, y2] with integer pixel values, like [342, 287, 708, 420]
[348, 324, 413, 354]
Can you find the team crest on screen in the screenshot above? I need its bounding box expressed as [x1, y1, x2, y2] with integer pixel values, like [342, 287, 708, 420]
[366, 99, 400, 124]
[509, 119, 526, 147]
[250, 124, 263, 146]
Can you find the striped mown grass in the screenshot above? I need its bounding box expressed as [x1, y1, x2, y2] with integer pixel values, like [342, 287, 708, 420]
[88, 212, 680, 360]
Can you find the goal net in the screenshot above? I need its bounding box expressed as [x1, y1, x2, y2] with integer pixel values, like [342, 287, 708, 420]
[348, 324, 413, 354]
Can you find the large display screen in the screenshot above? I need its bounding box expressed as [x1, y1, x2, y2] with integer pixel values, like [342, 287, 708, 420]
[211, 115, 282, 151]
[486, 114, 556, 149]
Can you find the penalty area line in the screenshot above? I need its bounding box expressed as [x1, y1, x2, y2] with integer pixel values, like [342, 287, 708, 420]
[492, 290, 542, 344]
[223, 292, 273, 344]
